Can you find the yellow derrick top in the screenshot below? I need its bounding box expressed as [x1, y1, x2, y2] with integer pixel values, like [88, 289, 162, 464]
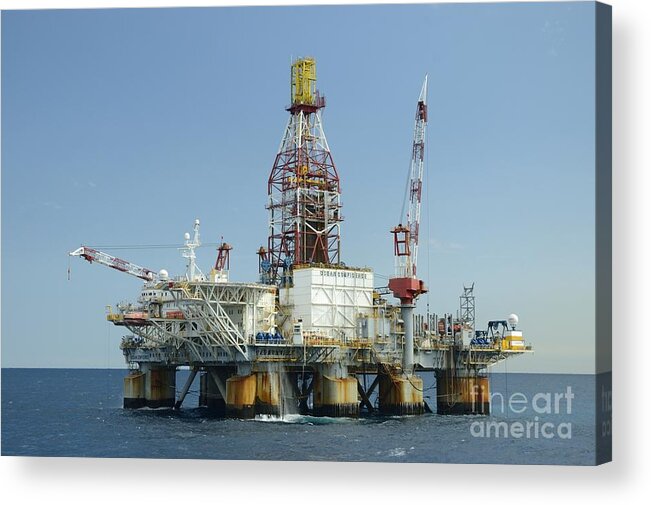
[291, 57, 317, 106]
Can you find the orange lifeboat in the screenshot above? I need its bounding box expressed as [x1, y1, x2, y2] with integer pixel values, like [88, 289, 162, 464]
[123, 311, 151, 326]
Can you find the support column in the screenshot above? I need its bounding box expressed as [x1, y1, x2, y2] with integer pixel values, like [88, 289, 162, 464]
[313, 365, 359, 417]
[378, 370, 424, 415]
[143, 366, 176, 408]
[123, 371, 145, 409]
[225, 374, 257, 418]
[436, 370, 490, 415]
[254, 371, 282, 415]
[402, 303, 415, 373]
[224, 369, 299, 418]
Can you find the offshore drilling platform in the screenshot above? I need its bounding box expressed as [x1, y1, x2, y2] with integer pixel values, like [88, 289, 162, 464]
[70, 58, 531, 418]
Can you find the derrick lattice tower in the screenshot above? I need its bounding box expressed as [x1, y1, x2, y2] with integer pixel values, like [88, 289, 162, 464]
[265, 57, 342, 285]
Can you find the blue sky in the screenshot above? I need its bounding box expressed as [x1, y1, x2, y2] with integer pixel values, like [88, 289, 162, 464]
[2, 2, 597, 372]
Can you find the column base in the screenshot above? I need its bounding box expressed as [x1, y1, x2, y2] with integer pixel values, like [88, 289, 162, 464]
[142, 367, 176, 409]
[313, 404, 359, 417]
[123, 397, 146, 409]
[145, 398, 175, 409]
[378, 373, 425, 416]
[313, 375, 359, 418]
[436, 371, 490, 415]
[225, 405, 256, 419]
[123, 371, 145, 409]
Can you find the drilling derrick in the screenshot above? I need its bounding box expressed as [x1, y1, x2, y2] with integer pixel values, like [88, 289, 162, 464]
[266, 57, 342, 285]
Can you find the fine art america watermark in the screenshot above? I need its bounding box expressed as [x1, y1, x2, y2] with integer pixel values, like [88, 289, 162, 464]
[470, 386, 574, 439]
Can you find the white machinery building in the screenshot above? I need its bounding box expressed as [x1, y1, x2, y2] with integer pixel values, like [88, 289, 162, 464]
[279, 266, 374, 340]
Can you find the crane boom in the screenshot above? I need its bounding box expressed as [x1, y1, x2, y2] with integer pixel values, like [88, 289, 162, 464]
[69, 247, 157, 281]
[406, 75, 428, 277]
[392, 75, 428, 280]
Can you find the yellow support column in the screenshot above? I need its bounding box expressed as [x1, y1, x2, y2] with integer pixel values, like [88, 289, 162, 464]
[144, 367, 176, 408]
[225, 374, 257, 418]
[313, 373, 359, 417]
[225, 371, 295, 418]
[123, 371, 145, 409]
[378, 373, 425, 415]
[254, 371, 282, 415]
[436, 371, 490, 415]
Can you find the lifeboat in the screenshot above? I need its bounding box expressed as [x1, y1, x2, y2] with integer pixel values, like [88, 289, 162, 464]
[123, 311, 151, 326]
[163, 310, 184, 319]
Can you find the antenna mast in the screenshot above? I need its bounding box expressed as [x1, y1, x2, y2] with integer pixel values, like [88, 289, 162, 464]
[181, 219, 203, 281]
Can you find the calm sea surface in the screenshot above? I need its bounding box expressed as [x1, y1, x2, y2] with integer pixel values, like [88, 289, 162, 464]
[1, 369, 597, 464]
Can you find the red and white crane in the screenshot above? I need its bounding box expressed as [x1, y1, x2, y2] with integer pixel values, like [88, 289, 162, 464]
[69, 246, 157, 281]
[389, 75, 428, 299]
[211, 240, 233, 283]
[388, 75, 429, 374]
[403, 75, 428, 279]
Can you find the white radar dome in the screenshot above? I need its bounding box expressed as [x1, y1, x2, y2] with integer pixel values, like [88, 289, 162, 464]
[507, 313, 519, 328]
[159, 269, 169, 280]
[195, 218, 200, 225]
[184, 232, 190, 240]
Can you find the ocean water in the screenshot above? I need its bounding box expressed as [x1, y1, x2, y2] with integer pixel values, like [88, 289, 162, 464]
[1, 369, 597, 465]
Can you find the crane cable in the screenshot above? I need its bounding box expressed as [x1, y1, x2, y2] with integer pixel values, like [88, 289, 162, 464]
[399, 159, 411, 225]
[86, 243, 225, 251]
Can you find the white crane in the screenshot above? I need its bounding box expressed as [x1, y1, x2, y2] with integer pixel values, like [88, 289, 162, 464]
[69, 246, 157, 281]
[389, 76, 429, 375]
[69, 218, 205, 282]
[392, 75, 428, 279]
